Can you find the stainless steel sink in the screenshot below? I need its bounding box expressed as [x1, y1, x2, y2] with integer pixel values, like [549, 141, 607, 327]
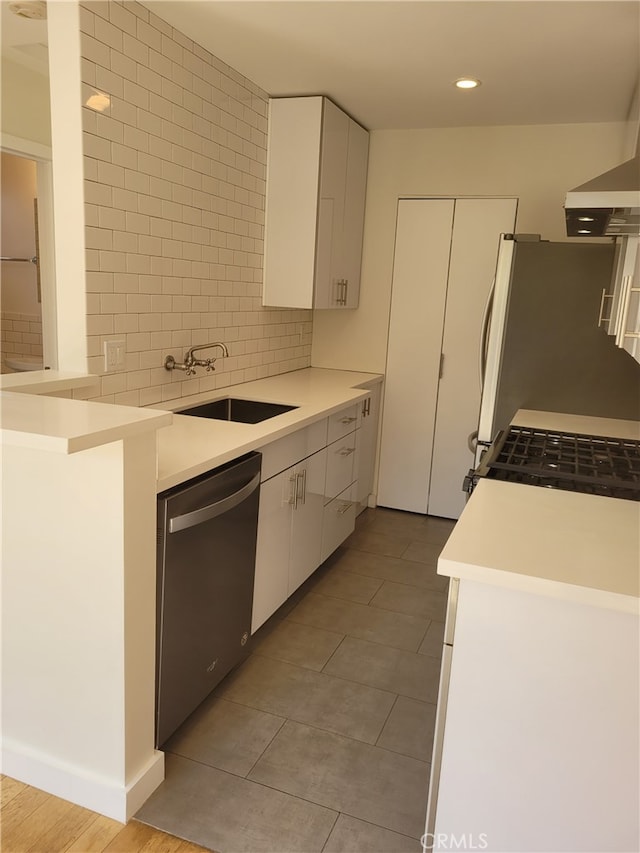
[177, 398, 298, 424]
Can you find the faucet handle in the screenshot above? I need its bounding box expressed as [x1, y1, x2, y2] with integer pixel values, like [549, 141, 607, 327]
[204, 359, 216, 372]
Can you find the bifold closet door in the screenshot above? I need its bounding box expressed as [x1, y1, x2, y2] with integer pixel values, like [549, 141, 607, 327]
[377, 199, 455, 513]
[428, 197, 518, 518]
[377, 196, 517, 518]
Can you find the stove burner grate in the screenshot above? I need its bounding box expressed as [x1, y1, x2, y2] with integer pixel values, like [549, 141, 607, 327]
[486, 426, 640, 500]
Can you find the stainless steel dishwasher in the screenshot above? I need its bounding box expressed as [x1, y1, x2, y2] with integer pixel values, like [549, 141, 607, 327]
[155, 451, 261, 747]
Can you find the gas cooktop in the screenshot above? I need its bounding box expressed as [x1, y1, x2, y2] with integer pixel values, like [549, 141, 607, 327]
[472, 425, 640, 501]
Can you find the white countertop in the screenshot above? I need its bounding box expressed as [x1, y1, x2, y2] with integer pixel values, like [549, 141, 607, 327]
[0, 391, 172, 453]
[0, 370, 100, 395]
[440, 409, 640, 613]
[153, 368, 383, 492]
[0, 366, 382, 480]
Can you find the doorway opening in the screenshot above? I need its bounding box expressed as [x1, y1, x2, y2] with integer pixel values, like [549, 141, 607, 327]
[1, 147, 56, 372]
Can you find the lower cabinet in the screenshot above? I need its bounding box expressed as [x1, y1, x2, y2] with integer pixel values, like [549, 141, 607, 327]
[252, 399, 373, 634]
[252, 448, 327, 633]
[289, 449, 328, 591]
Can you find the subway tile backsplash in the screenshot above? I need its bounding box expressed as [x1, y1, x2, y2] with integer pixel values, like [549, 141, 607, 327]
[76, 1, 312, 406]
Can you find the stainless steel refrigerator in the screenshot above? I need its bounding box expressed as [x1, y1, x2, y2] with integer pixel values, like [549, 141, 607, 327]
[475, 234, 640, 458]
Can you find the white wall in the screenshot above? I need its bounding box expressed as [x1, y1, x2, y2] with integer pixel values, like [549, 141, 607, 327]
[311, 121, 629, 373]
[0, 58, 51, 147]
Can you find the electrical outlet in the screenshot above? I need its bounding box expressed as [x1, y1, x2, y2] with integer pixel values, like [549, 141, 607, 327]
[104, 339, 126, 373]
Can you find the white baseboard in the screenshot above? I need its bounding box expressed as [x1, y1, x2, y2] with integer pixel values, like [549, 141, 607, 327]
[0, 738, 164, 822]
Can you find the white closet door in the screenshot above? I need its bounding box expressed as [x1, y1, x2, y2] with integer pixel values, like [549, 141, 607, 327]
[377, 199, 455, 513]
[428, 198, 517, 519]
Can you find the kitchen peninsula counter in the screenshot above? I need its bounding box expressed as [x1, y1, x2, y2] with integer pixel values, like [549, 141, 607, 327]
[0, 366, 383, 824]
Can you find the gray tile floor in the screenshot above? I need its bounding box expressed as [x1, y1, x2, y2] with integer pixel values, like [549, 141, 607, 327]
[137, 507, 455, 853]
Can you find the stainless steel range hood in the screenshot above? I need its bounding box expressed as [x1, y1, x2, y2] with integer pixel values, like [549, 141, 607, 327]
[564, 156, 640, 236]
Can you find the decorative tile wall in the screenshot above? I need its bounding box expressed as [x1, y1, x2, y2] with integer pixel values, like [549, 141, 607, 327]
[0, 311, 43, 372]
[76, 1, 312, 406]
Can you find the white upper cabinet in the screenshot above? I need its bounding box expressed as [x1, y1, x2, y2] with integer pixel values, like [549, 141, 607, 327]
[263, 96, 369, 310]
[601, 237, 640, 364]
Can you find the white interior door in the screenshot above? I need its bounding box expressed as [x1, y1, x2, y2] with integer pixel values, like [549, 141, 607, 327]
[377, 199, 454, 513]
[428, 198, 518, 518]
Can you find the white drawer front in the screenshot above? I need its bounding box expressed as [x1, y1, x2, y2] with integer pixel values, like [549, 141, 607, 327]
[324, 431, 358, 502]
[260, 418, 328, 481]
[321, 484, 356, 563]
[327, 404, 360, 443]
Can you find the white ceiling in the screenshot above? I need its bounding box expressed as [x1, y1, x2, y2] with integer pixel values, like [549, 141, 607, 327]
[0, 1, 48, 75]
[143, 0, 640, 131]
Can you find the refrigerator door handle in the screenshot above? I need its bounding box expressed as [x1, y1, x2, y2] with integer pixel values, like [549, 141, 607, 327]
[477, 236, 515, 444]
[479, 278, 495, 391]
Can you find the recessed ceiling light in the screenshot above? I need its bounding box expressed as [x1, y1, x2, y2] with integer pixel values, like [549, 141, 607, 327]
[9, 1, 46, 19]
[454, 78, 482, 90]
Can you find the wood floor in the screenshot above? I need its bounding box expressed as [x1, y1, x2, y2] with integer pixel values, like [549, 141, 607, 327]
[0, 776, 211, 853]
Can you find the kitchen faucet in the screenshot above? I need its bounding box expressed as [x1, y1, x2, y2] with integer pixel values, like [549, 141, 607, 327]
[164, 342, 229, 375]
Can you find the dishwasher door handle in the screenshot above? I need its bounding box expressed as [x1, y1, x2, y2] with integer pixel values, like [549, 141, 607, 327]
[168, 472, 261, 533]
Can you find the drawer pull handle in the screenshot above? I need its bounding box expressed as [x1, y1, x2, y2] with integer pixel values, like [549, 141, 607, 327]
[339, 416, 357, 424]
[339, 447, 356, 456]
[337, 502, 352, 515]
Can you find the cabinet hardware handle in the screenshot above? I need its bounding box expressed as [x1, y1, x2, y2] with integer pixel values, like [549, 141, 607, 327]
[597, 288, 614, 327]
[289, 473, 298, 509]
[339, 447, 356, 456]
[339, 416, 357, 424]
[365, 397, 371, 416]
[296, 468, 307, 505]
[337, 502, 352, 515]
[439, 353, 445, 379]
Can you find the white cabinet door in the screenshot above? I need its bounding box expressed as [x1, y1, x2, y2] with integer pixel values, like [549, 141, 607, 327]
[428, 197, 518, 519]
[289, 449, 327, 593]
[252, 469, 293, 633]
[616, 238, 640, 363]
[377, 199, 454, 513]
